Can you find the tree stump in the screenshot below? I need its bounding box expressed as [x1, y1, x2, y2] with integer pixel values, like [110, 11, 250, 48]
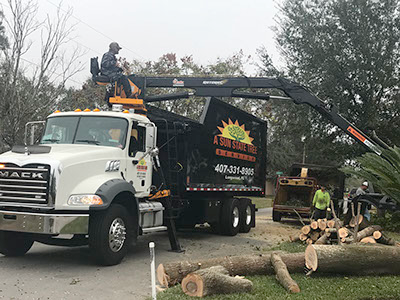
[181, 266, 253, 297]
[271, 253, 300, 293]
[305, 244, 400, 275]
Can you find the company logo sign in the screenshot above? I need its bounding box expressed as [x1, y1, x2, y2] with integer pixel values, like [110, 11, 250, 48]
[0, 171, 44, 179]
[172, 78, 184, 87]
[137, 159, 147, 171]
[217, 118, 254, 145]
[213, 118, 257, 157]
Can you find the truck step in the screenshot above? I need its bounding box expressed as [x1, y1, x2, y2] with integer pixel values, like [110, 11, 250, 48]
[142, 226, 168, 233]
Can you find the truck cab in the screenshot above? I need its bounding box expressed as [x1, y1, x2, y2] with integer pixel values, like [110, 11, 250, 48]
[0, 107, 162, 265]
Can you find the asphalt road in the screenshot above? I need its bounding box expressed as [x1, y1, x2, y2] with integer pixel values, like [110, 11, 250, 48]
[0, 209, 273, 300]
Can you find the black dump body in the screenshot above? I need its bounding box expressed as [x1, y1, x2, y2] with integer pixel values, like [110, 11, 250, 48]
[147, 97, 267, 198]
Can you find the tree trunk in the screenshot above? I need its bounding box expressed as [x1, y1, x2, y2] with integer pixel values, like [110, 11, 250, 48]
[157, 253, 305, 287]
[356, 225, 382, 242]
[271, 253, 300, 293]
[305, 244, 400, 275]
[373, 231, 396, 246]
[181, 266, 253, 297]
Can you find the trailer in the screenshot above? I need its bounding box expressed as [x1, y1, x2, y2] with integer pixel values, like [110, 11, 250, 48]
[272, 164, 345, 221]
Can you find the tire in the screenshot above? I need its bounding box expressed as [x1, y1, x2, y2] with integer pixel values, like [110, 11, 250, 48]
[220, 198, 241, 236]
[239, 199, 255, 233]
[89, 204, 134, 266]
[272, 210, 281, 222]
[0, 231, 34, 257]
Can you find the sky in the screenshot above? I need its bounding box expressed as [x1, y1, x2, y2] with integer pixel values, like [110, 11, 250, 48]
[0, 0, 283, 87]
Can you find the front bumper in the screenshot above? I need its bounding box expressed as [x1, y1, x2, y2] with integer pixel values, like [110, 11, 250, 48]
[0, 210, 89, 234]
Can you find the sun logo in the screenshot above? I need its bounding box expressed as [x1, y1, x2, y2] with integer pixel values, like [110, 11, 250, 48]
[217, 119, 254, 145]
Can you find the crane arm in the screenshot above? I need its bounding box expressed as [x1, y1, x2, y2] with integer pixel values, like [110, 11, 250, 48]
[126, 75, 384, 155]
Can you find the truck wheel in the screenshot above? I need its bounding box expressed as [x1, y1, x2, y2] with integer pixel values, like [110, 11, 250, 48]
[89, 204, 133, 266]
[221, 198, 241, 236]
[272, 210, 281, 222]
[239, 199, 254, 233]
[0, 231, 34, 257]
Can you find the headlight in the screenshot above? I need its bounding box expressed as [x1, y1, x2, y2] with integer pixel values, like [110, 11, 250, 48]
[68, 195, 103, 206]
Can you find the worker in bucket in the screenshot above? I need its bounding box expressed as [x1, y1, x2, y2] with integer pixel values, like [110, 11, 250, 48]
[312, 185, 331, 220]
[101, 42, 133, 98]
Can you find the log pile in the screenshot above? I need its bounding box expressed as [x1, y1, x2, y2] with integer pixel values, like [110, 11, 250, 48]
[290, 202, 395, 246]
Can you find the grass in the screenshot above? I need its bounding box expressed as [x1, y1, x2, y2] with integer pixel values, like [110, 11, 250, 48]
[249, 196, 274, 209]
[156, 241, 400, 300]
[156, 274, 400, 300]
[266, 241, 307, 253]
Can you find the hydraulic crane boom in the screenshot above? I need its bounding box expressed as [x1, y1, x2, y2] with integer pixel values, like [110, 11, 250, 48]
[125, 76, 385, 155]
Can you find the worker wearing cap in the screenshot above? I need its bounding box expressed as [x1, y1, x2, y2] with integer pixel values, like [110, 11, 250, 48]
[356, 181, 369, 196]
[101, 42, 133, 98]
[312, 185, 331, 220]
[356, 181, 371, 221]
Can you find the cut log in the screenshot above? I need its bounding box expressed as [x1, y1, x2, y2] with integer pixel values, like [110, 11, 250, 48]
[325, 228, 337, 234]
[360, 236, 376, 244]
[338, 227, 349, 239]
[310, 231, 320, 242]
[181, 266, 252, 297]
[301, 225, 311, 235]
[271, 253, 300, 293]
[305, 244, 400, 275]
[299, 233, 308, 241]
[306, 238, 313, 245]
[157, 253, 305, 287]
[315, 233, 329, 245]
[341, 237, 354, 244]
[327, 220, 335, 228]
[289, 235, 301, 243]
[355, 225, 382, 242]
[317, 219, 327, 231]
[349, 214, 369, 230]
[373, 231, 396, 246]
[310, 221, 318, 230]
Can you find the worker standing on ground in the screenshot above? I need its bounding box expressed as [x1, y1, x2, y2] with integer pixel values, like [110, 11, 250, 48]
[101, 42, 133, 98]
[356, 181, 371, 221]
[312, 185, 331, 220]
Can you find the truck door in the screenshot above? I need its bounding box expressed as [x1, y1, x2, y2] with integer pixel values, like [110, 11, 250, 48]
[126, 121, 154, 197]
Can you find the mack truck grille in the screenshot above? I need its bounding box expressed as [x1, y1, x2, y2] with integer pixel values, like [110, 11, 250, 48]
[0, 163, 50, 205]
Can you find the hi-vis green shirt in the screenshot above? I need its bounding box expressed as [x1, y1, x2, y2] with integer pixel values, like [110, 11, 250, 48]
[313, 189, 331, 210]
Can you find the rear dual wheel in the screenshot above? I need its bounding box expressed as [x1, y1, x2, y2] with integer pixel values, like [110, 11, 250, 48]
[220, 198, 255, 236]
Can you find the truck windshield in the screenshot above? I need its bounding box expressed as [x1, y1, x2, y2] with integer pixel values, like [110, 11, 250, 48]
[40, 116, 128, 148]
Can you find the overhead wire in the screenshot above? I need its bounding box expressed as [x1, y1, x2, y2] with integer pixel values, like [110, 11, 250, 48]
[45, 0, 146, 60]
